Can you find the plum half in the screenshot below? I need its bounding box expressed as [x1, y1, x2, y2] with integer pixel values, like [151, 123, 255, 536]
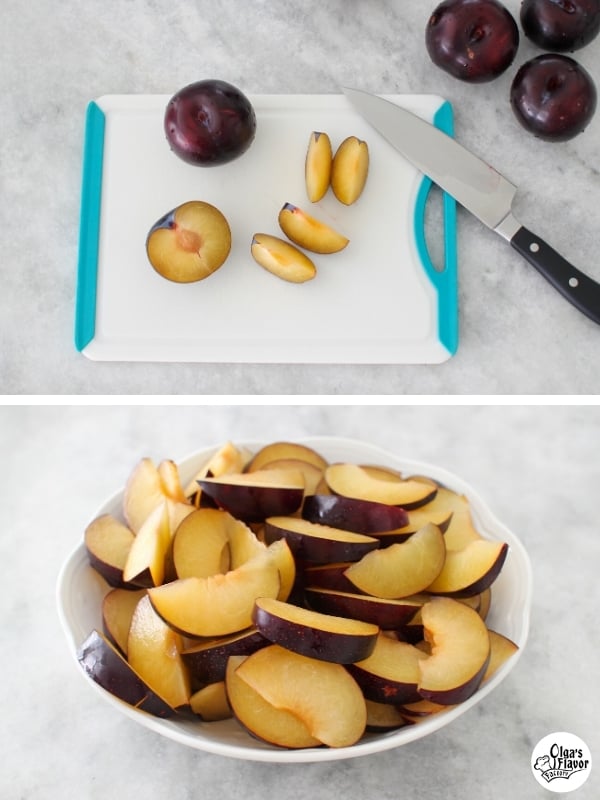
[426, 0, 520, 83]
[521, 0, 600, 52]
[510, 54, 597, 141]
[146, 201, 232, 283]
[164, 79, 256, 166]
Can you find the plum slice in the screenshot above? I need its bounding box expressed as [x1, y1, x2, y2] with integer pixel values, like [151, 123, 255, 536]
[302, 494, 409, 533]
[198, 468, 305, 523]
[182, 628, 268, 685]
[84, 514, 135, 587]
[127, 595, 191, 712]
[77, 629, 174, 718]
[304, 587, 422, 629]
[418, 597, 491, 705]
[234, 644, 367, 747]
[426, 539, 509, 596]
[265, 516, 380, 563]
[147, 547, 281, 637]
[347, 634, 428, 705]
[226, 655, 322, 749]
[102, 588, 146, 656]
[325, 463, 437, 509]
[252, 596, 379, 663]
[344, 523, 446, 599]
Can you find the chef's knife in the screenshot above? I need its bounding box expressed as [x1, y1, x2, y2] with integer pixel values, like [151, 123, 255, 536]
[343, 87, 600, 326]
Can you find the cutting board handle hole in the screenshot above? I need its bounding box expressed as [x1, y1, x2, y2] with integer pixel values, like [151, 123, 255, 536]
[422, 183, 445, 274]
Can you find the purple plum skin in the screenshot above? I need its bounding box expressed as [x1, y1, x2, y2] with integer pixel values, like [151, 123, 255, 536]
[520, 0, 600, 52]
[164, 79, 256, 166]
[510, 54, 597, 141]
[426, 0, 520, 83]
[302, 494, 409, 534]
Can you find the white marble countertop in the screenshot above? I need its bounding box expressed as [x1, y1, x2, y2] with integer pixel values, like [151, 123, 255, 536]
[2, 0, 600, 394]
[1, 404, 598, 797]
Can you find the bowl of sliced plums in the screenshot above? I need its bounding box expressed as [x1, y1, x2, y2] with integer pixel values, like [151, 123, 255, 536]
[57, 436, 532, 762]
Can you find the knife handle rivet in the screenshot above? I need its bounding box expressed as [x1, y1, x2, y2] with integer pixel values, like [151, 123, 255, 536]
[529, 242, 540, 253]
[569, 277, 579, 288]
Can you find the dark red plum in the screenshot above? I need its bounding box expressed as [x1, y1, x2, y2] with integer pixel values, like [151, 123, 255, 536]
[426, 0, 520, 83]
[510, 54, 597, 140]
[521, 0, 600, 52]
[164, 79, 256, 166]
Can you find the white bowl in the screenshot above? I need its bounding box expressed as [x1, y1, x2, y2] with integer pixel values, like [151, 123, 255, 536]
[57, 436, 532, 763]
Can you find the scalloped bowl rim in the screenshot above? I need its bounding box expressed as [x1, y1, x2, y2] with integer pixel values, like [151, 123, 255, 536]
[57, 436, 532, 763]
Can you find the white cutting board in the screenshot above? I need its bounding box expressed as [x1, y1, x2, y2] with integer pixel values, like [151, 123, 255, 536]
[75, 94, 458, 363]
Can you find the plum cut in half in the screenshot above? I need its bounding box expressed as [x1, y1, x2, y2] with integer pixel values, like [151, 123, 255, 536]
[146, 201, 232, 284]
[164, 79, 256, 166]
[264, 516, 380, 563]
[252, 596, 379, 663]
[301, 494, 409, 534]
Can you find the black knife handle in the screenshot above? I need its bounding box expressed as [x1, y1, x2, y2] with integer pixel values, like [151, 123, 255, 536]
[511, 226, 600, 325]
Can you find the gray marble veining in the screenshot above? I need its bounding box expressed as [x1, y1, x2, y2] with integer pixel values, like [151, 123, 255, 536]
[1, 0, 599, 394]
[1, 405, 598, 797]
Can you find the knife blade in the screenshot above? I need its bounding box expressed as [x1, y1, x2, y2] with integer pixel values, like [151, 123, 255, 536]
[343, 87, 600, 326]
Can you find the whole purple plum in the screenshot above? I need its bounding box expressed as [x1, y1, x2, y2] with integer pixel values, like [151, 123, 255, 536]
[521, 0, 600, 52]
[426, 0, 520, 83]
[164, 79, 256, 166]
